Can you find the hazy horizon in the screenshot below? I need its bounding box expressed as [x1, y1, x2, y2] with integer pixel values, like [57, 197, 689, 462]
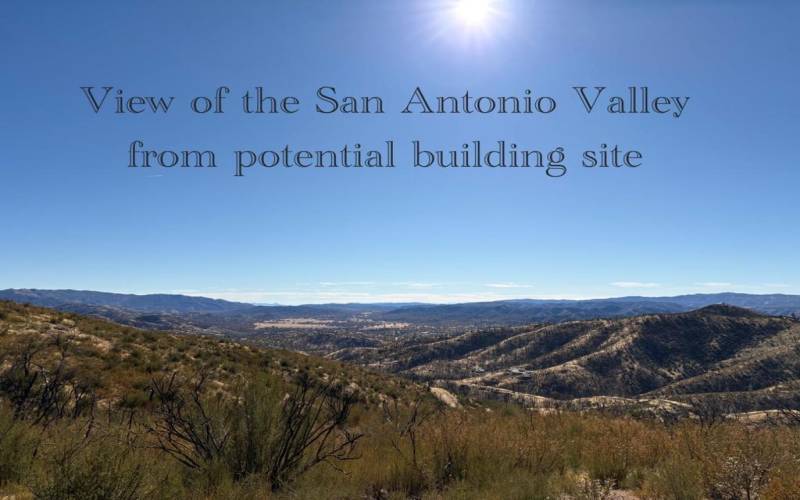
[3, 285, 798, 307]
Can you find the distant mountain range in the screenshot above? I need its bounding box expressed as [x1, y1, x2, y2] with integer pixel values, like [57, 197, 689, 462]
[378, 293, 800, 325]
[0, 288, 248, 314]
[1, 288, 798, 327]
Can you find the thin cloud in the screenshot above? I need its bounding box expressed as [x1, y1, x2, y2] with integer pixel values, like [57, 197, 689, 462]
[692, 282, 792, 291]
[318, 281, 375, 287]
[611, 281, 661, 289]
[484, 283, 535, 289]
[392, 282, 441, 289]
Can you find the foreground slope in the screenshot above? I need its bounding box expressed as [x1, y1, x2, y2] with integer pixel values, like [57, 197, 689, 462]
[0, 300, 425, 409]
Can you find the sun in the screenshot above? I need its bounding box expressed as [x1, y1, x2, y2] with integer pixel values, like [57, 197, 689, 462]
[453, 0, 494, 27]
[422, 0, 508, 47]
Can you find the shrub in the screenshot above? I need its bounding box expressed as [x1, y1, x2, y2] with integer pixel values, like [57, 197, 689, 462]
[0, 405, 36, 486]
[763, 464, 800, 499]
[430, 415, 471, 489]
[700, 427, 780, 500]
[640, 456, 704, 500]
[29, 426, 171, 500]
[582, 418, 654, 486]
[147, 371, 363, 491]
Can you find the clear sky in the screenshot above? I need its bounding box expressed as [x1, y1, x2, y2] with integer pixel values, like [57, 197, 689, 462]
[1, 0, 798, 304]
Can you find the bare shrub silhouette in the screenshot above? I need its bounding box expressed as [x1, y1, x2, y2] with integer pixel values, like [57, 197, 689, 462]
[0, 337, 97, 427]
[146, 370, 363, 490]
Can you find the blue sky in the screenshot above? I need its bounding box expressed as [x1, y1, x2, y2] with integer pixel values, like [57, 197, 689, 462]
[1, 0, 798, 304]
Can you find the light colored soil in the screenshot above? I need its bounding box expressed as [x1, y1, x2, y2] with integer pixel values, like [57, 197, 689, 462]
[254, 318, 335, 329]
[430, 387, 460, 408]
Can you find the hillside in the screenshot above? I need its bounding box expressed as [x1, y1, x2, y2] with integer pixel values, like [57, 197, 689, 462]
[0, 300, 426, 412]
[334, 305, 800, 413]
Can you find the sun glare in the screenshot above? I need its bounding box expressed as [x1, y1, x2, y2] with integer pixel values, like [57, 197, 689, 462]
[453, 0, 494, 28]
[421, 0, 508, 48]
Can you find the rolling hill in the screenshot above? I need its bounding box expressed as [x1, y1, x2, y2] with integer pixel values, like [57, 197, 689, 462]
[333, 305, 800, 413]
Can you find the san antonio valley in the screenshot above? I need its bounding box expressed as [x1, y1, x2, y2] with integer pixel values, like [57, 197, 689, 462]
[128, 140, 643, 178]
